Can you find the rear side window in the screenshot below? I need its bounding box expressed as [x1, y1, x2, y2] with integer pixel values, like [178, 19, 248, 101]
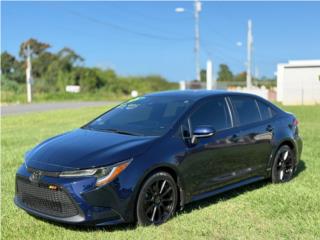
[256, 100, 273, 120]
[190, 97, 231, 131]
[230, 96, 261, 125]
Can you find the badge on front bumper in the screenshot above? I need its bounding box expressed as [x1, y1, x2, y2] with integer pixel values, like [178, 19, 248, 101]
[29, 170, 42, 183]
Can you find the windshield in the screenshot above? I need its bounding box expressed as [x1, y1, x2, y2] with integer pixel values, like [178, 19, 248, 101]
[84, 96, 192, 136]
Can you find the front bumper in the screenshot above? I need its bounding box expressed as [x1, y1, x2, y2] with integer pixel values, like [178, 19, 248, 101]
[14, 164, 134, 226]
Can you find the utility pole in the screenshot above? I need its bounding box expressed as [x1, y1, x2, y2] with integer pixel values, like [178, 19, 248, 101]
[246, 19, 253, 88]
[26, 44, 33, 103]
[206, 59, 213, 90]
[194, 0, 201, 81]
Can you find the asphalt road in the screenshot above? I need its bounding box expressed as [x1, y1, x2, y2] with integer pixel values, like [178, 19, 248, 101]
[1, 101, 120, 116]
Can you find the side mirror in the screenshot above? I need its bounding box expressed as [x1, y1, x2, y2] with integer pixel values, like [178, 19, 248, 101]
[191, 126, 215, 144]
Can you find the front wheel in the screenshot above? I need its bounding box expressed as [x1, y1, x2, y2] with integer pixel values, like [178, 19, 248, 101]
[136, 172, 178, 226]
[271, 145, 296, 183]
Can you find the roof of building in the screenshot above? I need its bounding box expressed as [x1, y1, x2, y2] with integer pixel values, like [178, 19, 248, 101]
[278, 60, 320, 68]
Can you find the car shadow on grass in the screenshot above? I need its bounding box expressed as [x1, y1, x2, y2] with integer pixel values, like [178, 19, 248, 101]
[31, 214, 137, 232]
[295, 159, 306, 176]
[32, 160, 306, 232]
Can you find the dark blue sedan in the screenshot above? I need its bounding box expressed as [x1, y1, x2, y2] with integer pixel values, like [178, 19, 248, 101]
[15, 90, 302, 226]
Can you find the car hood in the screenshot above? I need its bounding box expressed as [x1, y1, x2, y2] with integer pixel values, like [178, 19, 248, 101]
[25, 128, 158, 172]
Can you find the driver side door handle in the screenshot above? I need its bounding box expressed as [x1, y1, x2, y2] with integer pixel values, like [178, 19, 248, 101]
[266, 125, 273, 132]
[230, 134, 240, 143]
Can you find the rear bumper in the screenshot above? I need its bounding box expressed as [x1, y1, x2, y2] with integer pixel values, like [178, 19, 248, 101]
[14, 164, 135, 226]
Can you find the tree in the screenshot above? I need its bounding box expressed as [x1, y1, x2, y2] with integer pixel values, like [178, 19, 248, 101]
[17, 39, 51, 86]
[37, 47, 84, 91]
[10, 61, 25, 84]
[95, 68, 117, 88]
[57, 47, 84, 71]
[71, 67, 101, 91]
[200, 69, 206, 82]
[1, 52, 17, 75]
[32, 52, 58, 78]
[1, 52, 25, 83]
[234, 71, 246, 82]
[19, 38, 50, 59]
[217, 64, 233, 82]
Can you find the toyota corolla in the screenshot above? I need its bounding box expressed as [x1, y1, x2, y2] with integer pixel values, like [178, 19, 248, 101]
[15, 90, 302, 226]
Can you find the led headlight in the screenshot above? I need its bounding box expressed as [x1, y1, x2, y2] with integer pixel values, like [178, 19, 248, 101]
[59, 159, 132, 186]
[59, 168, 98, 177]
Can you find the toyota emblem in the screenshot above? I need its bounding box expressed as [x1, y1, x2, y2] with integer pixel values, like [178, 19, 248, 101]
[29, 170, 42, 183]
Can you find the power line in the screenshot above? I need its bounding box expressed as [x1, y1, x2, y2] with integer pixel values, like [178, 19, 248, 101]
[69, 10, 193, 42]
[202, 21, 237, 45]
[107, 4, 193, 35]
[201, 40, 244, 64]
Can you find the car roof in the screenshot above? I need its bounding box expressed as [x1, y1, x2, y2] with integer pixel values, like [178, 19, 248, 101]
[144, 90, 261, 101]
[145, 90, 283, 115]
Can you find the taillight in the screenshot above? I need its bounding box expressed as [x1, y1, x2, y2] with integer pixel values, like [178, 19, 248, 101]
[293, 118, 299, 126]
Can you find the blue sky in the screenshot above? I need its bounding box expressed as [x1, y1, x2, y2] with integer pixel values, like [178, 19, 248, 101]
[2, 1, 320, 82]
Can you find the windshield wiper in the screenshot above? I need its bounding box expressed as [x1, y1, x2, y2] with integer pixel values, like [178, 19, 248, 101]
[103, 128, 143, 136]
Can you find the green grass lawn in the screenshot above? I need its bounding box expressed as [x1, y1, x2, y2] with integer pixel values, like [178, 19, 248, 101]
[1, 105, 320, 239]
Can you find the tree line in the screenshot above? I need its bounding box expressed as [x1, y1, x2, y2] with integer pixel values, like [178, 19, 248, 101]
[1, 38, 178, 100]
[200, 64, 275, 87]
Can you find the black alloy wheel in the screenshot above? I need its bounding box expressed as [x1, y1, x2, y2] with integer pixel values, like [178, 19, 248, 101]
[272, 145, 295, 183]
[136, 172, 178, 225]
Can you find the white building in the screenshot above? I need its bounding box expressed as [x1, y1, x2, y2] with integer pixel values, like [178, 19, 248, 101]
[277, 60, 320, 105]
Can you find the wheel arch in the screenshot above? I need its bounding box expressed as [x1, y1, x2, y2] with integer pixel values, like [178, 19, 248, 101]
[268, 138, 297, 170]
[278, 139, 295, 151]
[133, 164, 186, 221]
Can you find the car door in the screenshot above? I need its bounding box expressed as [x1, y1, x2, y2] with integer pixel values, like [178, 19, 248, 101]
[228, 95, 273, 176]
[179, 96, 251, 196]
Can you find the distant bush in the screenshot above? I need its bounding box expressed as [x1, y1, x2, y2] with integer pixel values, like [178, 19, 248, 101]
[1, 76, 24, 93]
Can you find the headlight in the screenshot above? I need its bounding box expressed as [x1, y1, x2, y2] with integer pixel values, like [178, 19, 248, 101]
[59, 168, 98, 177]
[59, 159, 132, 187]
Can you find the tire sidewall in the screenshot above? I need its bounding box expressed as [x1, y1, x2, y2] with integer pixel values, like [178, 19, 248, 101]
[271, 145, 295, 183]
[136, 172, 178, 226]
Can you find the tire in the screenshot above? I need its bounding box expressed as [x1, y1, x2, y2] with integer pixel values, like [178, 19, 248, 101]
[271, 145, 296, 183]
[136, 171, 178, 226]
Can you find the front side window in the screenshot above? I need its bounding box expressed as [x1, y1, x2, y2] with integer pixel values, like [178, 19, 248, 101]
[230, 96, 261, 126]
[189, 97, 232, 132]
[85, 96, 192, 136]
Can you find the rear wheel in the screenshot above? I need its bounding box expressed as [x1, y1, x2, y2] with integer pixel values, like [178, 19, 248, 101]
[271, 145, 295, 183]
[136, 172, 178, 226]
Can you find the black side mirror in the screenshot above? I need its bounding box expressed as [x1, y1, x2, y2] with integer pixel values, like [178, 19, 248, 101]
[191, 126, 215, 144]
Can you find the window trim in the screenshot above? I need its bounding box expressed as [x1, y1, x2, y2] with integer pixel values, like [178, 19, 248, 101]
[255, 99, 263, 121]
[186, 96, 234, 134]
[255, 98, 279, 123]
[225, 97, 235, 128]
[255, 99, 271, 121]
[228, 95, 263, 127]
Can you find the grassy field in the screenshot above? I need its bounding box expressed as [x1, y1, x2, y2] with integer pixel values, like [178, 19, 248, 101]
[1, 105, 320, 239]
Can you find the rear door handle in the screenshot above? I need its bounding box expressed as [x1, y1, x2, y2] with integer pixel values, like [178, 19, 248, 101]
[266, 125, 273, 132]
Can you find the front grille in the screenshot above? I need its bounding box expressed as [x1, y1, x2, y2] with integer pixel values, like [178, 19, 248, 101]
[16, 176, 79, 218]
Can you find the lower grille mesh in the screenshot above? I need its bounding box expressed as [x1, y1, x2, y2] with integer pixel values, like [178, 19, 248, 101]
[16, 176, 79, 218]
